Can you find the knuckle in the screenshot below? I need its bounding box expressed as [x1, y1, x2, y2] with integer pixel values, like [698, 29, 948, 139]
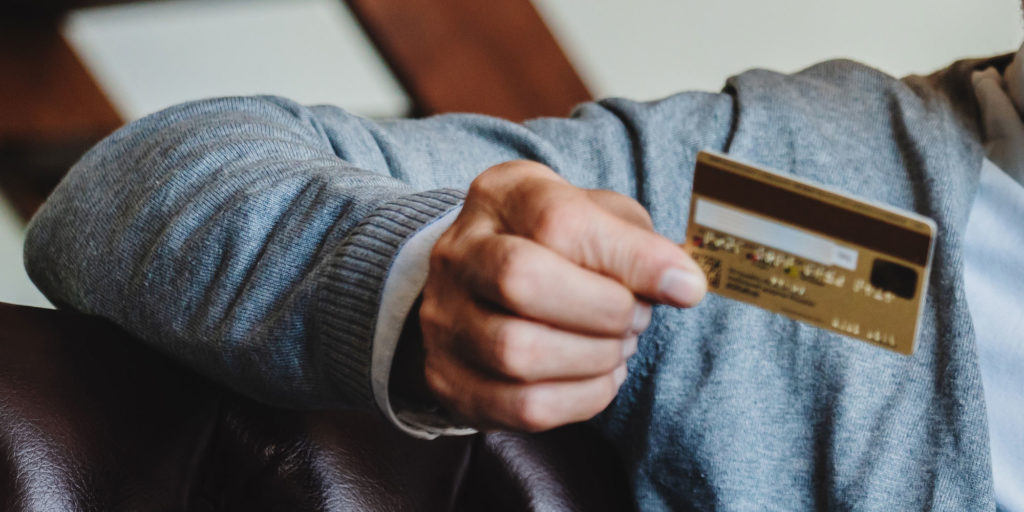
[598, 344, 626, 373]
[576, 379, 618, 422]
[597, 190, 653, 229]
[417, 298, 446, 333]
[594, 383, 619, 415]
[492, 245, 538, 308]
[634, 209, 655, 231]
[614, 299, 640, 334]
[428, 234, 461, 273]
[596, 290, 638, 335]
[423, 361, 450, 401]
[469, 161, 548, 202]
[514, 389, 556, 433]
[502, 159, 556, 180]
[532, 197, 587, 244]
[468, 165, 504, 198]
[621, 197, 654, 228]
[466, 179, 496, 208]
[492, 322, 536, 379]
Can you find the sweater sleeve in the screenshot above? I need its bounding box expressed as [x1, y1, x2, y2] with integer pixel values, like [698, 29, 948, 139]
[23, 92, 734, 417]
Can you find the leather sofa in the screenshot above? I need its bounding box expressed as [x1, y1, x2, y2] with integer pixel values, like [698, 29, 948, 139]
[0, 301, 634, 511]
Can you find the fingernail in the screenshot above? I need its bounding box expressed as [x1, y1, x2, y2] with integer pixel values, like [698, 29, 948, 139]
[613, 364, 628, 386]
[658, 268, 706, 307]
[622, 336, 639, 359]
[631, 303, 652, 333]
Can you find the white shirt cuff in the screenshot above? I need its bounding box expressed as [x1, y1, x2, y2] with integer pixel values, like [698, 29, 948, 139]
[369, 205, 477, 439]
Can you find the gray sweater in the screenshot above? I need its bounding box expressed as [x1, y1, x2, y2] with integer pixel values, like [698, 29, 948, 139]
[25, 56, 1000, 509]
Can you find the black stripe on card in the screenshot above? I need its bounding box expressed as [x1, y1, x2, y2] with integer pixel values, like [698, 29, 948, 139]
[692, 159, 930, 266]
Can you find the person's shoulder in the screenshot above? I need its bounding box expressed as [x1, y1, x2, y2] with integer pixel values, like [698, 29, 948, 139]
[728, 54, 1008, 118]
[797, 58, 895, 81]
[721, 56, 986, 134]
[746, 58, 894, 81]
[717, 56, 983, 195]
[726, 59, 903, 104]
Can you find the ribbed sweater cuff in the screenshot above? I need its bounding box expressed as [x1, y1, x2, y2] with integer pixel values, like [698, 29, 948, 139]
[315, 188, 465, 408]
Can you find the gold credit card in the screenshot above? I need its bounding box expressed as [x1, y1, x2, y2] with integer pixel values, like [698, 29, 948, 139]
[683, 151, 935, 355]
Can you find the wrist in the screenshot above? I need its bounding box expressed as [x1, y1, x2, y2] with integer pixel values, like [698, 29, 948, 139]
[389, 296, 441, 410]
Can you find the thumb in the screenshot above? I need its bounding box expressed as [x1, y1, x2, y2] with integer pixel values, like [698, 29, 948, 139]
[519, 193, 707, 308]
[587, 210, 707, 308]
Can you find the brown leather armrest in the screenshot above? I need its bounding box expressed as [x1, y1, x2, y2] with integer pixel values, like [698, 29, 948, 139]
[0, 302, 632, 511]
[0, 302, 218, 510]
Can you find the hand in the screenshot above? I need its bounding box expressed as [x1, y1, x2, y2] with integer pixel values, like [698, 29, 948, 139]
[419, 160, 706, 432]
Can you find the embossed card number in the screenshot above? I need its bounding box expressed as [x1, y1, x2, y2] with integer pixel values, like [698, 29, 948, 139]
[683, 151, 936, 355]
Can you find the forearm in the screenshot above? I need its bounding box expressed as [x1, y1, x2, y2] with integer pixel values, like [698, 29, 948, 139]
[23, 91, 733, 417]
[23, 96, 466, 409]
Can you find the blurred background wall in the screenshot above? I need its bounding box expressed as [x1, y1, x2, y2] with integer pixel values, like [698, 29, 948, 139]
[2, 0, 1022, 308]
